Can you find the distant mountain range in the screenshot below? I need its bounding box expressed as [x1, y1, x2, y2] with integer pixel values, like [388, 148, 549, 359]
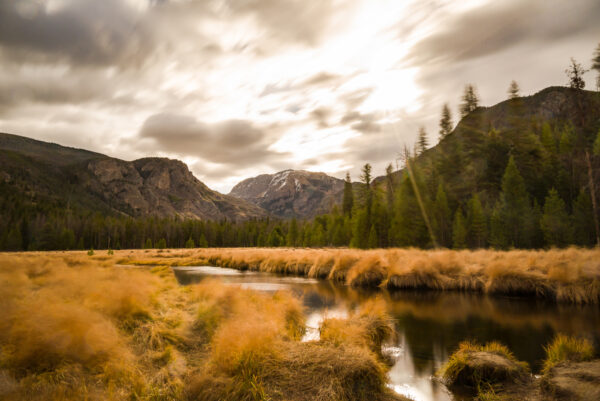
[2, 86, 599, 222]
[0, 133, 266, 221]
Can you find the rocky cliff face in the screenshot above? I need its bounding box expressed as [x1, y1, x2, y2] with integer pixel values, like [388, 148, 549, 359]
[229, 169, 345, 218]
[0, 133, 266, 221]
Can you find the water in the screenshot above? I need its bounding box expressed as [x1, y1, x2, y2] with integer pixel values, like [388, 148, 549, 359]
[172, 266, 600, 401]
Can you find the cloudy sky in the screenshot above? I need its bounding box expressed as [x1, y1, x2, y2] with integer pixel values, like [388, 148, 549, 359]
[1, 0, 599, 193]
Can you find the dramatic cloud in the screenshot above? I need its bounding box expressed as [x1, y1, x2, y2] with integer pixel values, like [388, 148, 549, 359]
[139, 113, 289, 167]
[0, 0, 599, 193]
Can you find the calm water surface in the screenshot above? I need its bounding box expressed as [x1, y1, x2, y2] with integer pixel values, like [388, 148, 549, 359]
[172, 266, 600, 401]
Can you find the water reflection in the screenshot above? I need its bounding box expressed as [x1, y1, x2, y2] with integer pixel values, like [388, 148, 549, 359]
[172, 266, 600, 401]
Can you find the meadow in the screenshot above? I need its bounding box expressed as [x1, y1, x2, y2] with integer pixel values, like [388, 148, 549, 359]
[0, 251, 404, 401]
[123, 247, 600, 304]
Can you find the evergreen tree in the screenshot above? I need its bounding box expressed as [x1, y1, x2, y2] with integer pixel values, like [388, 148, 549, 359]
[286, 218, 299, 247]
[342, 172, 354, 217]
[439, 103, 453, 140]
[417, 127, 429, 155]
[572, 190, 595, 246]
[350, 209, 369, 249]
[433, 183, 452, 248]
[593, 43, 600, 91]
[198, 233, 208, 248]
[144, 238, 153, 249]
[508, 80, 520, 100]
[390, 173, 429, 247]
[593, 128, 600, 156]
[541, 123, 557, 154]
[156, 238, 167, 249]
[367, 225, 378, 249]
[385, 163, 395, 213]
[541, 189, 572, 247]
[452, 208, 467, 249]
[565, 58, 587, 89]
[467, 194, 487, 248]
[5, 227, 22, 251]
[490, 156, 533, 248]
[20, 218, 30, 251]
[459, 84, 479, 118]
[185, 237, 195, 248]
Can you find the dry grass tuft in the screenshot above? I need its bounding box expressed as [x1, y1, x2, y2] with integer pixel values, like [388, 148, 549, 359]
[542, 334, 595, 374]
[439, 341, 530, 389]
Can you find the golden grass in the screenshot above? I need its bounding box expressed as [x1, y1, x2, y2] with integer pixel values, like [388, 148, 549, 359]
[542, 334, 595, 374]
[0, 251, 407, 401]
[125, 247, 600, 303]
[439, 341, 530, 389]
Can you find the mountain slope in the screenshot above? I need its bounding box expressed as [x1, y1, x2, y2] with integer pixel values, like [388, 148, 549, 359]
[0, 133, 266, 221]
[229, 169, 345, 218]
[376, 86, 600, 203]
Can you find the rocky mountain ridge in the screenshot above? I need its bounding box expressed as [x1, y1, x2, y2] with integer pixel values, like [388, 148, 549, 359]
[229, 169, 345, 218]
[0, 133, 266, 221]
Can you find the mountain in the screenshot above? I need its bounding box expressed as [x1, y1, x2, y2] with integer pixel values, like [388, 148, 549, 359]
[384, 86, 600, 205]
[0, 133, 266, 221]
[229, 169, 346, 218]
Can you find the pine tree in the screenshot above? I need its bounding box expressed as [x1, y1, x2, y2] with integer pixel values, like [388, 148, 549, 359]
[185, 237, 195, 248]
[459, 84, 479, 118]
[439, 104, 453, 140]
[389, 173, 429, 247]
[5, 227, 22, 251]
[342, 172, 354, 217]
[452, 208, 467, 249]
[490, 156, 532, 248]
[541, 189, 572, 247]
[565, 58, 587, 89]
[417, 127, 429, 154]
[286, 218, 299, 247]
[350, 209, 369, 249]
[508, 80, 520, 100]
[433, 183, 452, 247]
[541, 123, 557, 154]
[144, 238, 153, 249]
[367, 225, 378, 249]
[467, 194, 487, 248]
[572, 190, 595, 246]
[593, 128, 600, 156]
[156, 238, 167, 249]
[198, 233, 208, 248]
[593, 43, 600, 91]
[385, 163, 395, 213]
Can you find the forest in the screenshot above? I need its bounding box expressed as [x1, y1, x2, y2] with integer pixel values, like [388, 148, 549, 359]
[1, 59, 600, 252]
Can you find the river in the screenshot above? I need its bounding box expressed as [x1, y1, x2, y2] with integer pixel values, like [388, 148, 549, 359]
[172, 265, 600, 401]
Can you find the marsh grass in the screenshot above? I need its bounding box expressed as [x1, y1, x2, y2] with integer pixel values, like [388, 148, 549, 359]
[0, 252, 406, 401]
[131, 247, 600, 303]
[439, 341, 529, 389]
[542, 334, 595, 374]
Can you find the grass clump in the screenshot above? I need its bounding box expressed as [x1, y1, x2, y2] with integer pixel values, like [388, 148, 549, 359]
[542, 334, 595, 374]
[320, 298, 394, 355]
[439, 341, 529, 390]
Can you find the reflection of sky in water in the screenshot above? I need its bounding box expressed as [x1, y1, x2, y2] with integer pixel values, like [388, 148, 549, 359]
[171, 265, 600, 401]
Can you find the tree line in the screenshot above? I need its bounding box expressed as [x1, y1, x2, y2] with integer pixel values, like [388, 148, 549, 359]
[1, 50, 600, 252]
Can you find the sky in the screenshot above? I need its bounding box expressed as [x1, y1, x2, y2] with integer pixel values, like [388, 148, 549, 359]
[1, 0, 599, 193]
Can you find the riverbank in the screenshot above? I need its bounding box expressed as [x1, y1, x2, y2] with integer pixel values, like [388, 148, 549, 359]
[0, 252, 406, 401]
[439, 335, 599, 400]
[122, 247, 600, 304]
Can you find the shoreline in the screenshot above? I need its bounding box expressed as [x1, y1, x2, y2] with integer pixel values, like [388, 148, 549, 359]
[119, 247, 600, 304]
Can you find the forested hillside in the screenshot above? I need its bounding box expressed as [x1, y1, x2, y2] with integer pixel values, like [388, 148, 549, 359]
[1, 86, 599, 251]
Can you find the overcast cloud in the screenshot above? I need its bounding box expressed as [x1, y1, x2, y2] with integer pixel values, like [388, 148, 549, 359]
[0, 0, 599, 192]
